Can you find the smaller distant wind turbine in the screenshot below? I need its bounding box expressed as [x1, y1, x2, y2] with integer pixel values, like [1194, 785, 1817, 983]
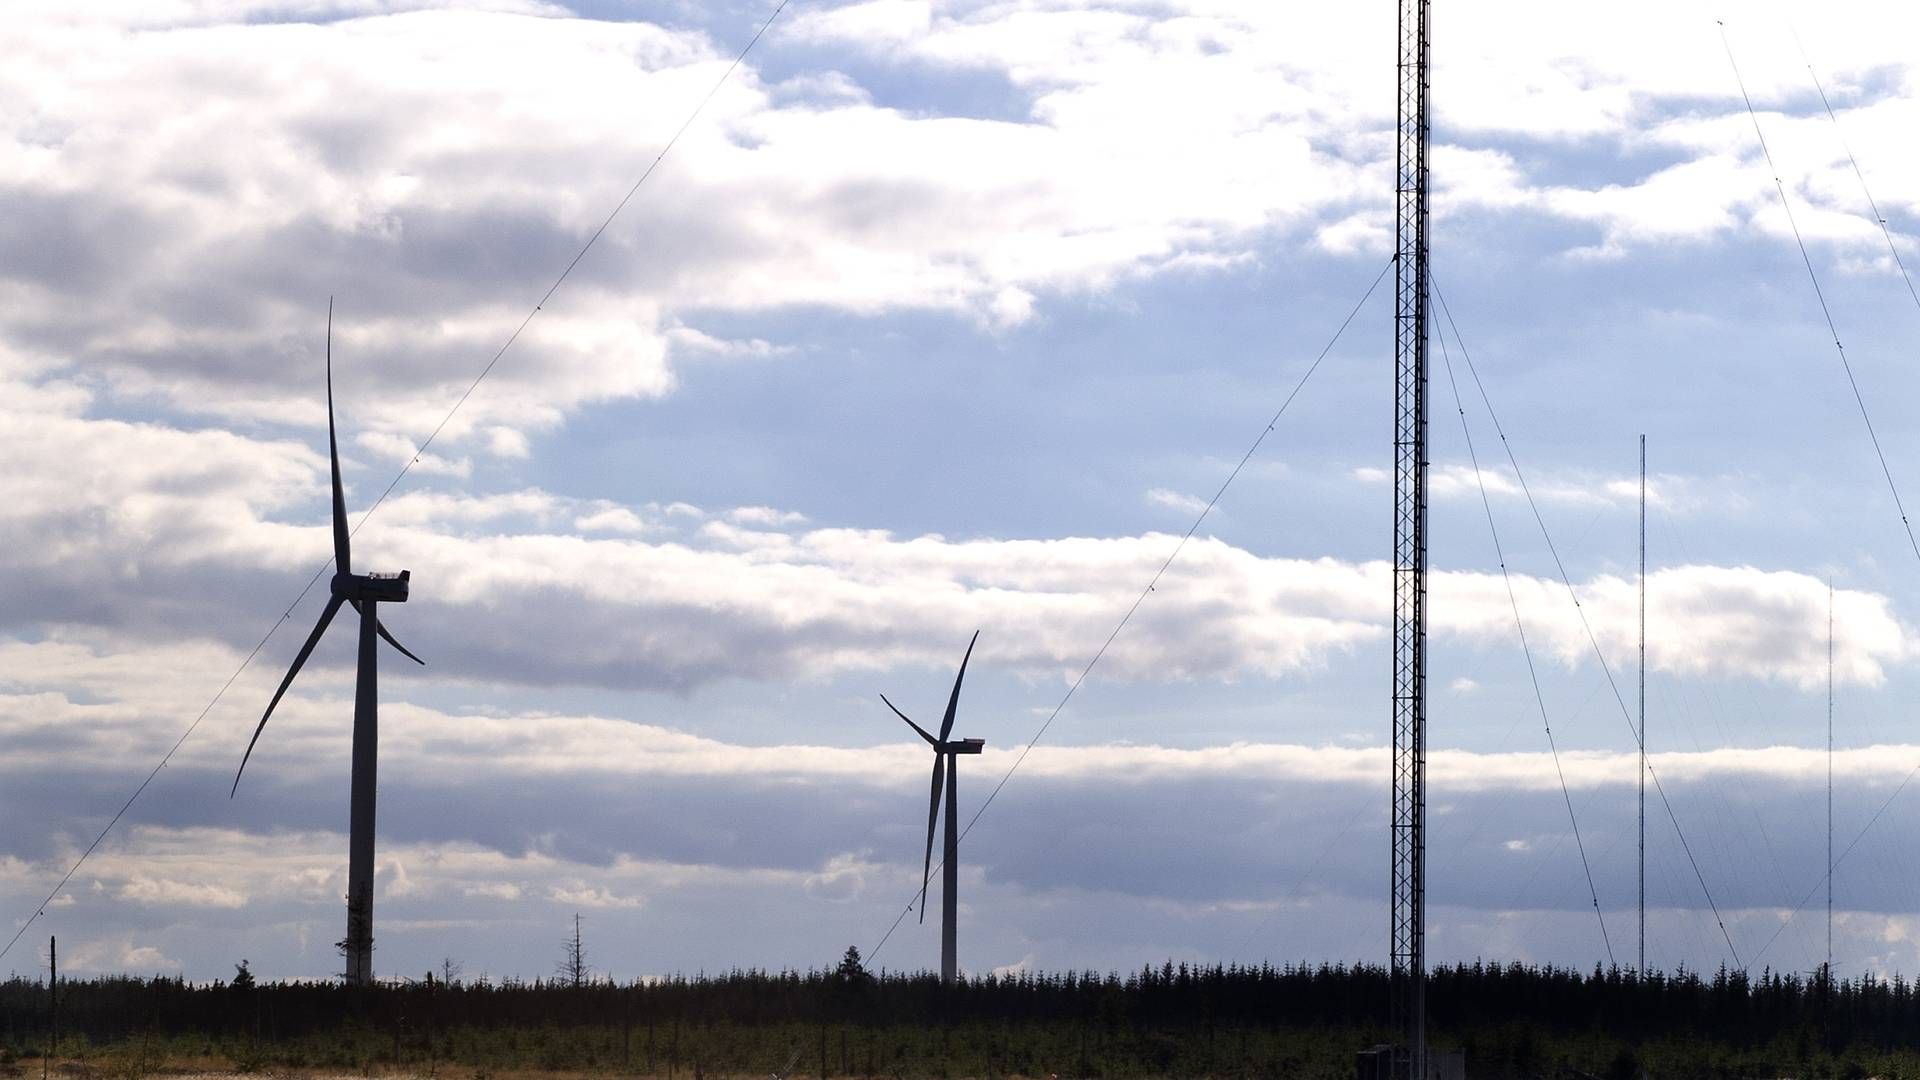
[231, 301, 424, 987]
[881, 631, 985, 986]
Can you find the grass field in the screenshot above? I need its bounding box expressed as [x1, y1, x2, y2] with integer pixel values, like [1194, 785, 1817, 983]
[7, 1019, 1916, 1078]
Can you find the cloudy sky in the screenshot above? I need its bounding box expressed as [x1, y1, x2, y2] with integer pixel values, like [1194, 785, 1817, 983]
[10, 0, 1920, 984]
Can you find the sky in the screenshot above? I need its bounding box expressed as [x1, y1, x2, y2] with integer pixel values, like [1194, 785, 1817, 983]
[9, 0, 1920, 985]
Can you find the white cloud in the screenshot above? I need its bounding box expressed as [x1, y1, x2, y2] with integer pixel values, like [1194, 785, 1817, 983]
[572, 509, 646, 535]
[1145, 488, 1209, 516]
[1359, 462, 1708, 514]
[1437, 563, 1911, 688]
[804, 853, 873, 904]
[118, 876, 248, 909]
[4, 698, 1912, 978]
[357, 431, 472, 478]
[5, 649, 1911, 796]
[59, 937, 181, 975]
[485, 426, 531, 459]
[37, 825, 801, 925]
[668, 325, 796, 360]
[0, 1, 1370, 443]
[991, 953, 1036, 978]
[0, 399, 1904, 694]
[3, 0, 1919, 465]
[728, 506, 808, 527]
[794, 1, 1920, 267]
[548, 885, 646, 910]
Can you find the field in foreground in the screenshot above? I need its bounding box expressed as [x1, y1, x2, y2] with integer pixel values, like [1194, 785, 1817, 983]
[3, 961, 1917, 1078]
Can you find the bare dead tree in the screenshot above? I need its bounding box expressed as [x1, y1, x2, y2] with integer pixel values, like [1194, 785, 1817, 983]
[556, 913, 588, 988]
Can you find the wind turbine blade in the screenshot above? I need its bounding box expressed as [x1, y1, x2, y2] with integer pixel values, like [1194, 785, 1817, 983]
[880, 694, 937, 746]
[937, 630, 979, 743]
[376, 620, 424, 665]
[231, 595, 345, 796]
[326, 299, 351, 577]
[347, 599, 426, 665]
[920, 753, 944, 924]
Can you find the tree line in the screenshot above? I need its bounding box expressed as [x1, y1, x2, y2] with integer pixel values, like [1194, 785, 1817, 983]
[5, 956, 1916, 1040]
[0, 956, 1912, 1077]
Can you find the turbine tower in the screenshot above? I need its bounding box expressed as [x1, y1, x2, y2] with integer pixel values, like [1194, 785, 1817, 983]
[1639, 435, 1647, 978]
[881, 631, 985, 986]
[232, 302, 424, 987]
[1390, 0, 1431, 1073]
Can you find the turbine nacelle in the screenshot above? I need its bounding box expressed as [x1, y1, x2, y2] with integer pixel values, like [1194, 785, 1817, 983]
[939, 738, 984, 756]
[332, 569, 412, 603]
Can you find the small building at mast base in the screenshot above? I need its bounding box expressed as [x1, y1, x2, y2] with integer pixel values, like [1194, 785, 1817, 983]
[1355, 1045, 1466, 1080]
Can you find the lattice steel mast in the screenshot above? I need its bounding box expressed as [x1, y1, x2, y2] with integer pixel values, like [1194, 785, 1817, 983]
[1639, 435, 1647, 977]
[1390, 0, 1430, 1073]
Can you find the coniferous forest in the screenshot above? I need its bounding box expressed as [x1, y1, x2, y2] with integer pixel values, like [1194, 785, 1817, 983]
[2, 957, 1918, 1078]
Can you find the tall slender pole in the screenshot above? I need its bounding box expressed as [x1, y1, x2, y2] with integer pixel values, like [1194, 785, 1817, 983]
[941, 753, 958, 985]
[45, 935, 55, 1080]
[1638, 436, 1647, 978]
[1390, 0, 1430, 1072]
[1828, 582, 1834, 976]
[345, 601, 380, 986]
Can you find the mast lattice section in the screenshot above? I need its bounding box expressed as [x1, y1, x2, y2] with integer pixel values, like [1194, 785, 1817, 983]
[1390, 0, 1431, 1074]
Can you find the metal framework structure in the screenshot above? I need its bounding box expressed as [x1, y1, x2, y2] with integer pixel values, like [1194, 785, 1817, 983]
[1390, 0, 1430, 1073]
[1639, 435, 1647, 978]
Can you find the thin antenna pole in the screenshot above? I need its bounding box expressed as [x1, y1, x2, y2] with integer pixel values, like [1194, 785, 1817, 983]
[1639, 435, 1647, 978]
[1828, 582, 1835, 975]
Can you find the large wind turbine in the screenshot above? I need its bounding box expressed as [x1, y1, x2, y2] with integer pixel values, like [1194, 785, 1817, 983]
[231, 303, 424, 986]
[881, 632, 985, 986]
